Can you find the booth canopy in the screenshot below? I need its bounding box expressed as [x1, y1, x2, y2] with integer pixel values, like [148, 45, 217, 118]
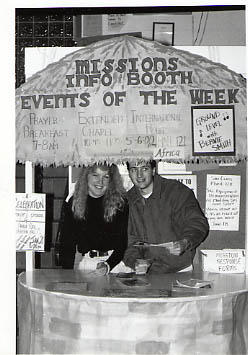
[16, 36, 247, 166]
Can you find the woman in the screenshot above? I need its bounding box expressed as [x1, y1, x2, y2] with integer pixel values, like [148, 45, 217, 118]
[59, 163, 128, 275]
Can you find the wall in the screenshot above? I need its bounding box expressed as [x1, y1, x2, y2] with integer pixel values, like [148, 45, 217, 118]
[77, 9, 246, 46]
[15, 9, 77, 270]
[101, 13, 193, 45]
[193, 10, 246, 45]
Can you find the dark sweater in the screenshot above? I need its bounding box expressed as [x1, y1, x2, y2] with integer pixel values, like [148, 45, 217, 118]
[59, 195, 128, 270]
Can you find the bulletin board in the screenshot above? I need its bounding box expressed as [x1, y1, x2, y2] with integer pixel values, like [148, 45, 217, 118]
[159, 161, 246, 265]
[193, 163, 246, 250]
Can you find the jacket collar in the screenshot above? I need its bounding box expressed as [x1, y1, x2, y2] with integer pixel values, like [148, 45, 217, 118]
[128, 174, 162, 203]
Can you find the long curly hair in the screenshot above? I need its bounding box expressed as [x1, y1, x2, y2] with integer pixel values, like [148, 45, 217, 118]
[72, 163, 126, 222]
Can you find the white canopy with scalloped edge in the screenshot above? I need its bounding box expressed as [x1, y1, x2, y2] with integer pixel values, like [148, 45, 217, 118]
[16, 35, 246, 166]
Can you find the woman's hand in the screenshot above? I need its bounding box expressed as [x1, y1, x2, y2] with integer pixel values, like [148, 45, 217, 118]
[95, 261, 109, 276]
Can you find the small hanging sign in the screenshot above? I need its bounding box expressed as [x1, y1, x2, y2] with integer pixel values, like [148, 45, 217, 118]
[16, 193, 46, 251]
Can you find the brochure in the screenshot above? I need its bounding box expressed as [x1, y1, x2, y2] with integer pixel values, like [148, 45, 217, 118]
[174, 278, 213, 289]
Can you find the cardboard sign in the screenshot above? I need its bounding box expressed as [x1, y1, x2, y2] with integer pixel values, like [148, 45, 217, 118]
[205, 174, 240, 231]
[16, 36, 247, 166]
[16, 193, 46, 251]
[201, 249, 245, 273]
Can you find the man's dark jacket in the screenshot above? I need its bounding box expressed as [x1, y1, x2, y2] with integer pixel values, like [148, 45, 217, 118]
[123, 174, 209, 273]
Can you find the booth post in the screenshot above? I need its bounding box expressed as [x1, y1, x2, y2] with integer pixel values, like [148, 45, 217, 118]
[25, 161, 35, 271]
[246, 163, 248, 274]
[68, 166, 73, 196]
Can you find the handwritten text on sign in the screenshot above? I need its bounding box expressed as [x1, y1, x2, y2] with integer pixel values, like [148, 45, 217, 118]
[205, 174, 240, 231]
[16, 39, 244, 165]
[16, 193, 46, 251]
[201, 249, 245, 273]
[192, 106, 235, 155]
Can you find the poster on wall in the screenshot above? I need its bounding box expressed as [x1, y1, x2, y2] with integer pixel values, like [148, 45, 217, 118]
[16, 193, 46, 251]
[16, 36, 246, 166]
[191, 105, 235, 156]
[205, 174, 241, 231]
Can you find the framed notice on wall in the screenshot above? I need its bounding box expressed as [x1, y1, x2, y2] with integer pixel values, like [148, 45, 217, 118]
[153, 22, 175, 45]
[191, 105, 235, 156]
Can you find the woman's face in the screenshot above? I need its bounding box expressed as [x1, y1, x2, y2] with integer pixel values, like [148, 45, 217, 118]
[87, 166, 110, 198]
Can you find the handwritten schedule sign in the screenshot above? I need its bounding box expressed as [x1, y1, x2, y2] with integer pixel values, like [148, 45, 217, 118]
[201, 249, 245, 273]
[16, 36, 246, 166]
[16, 193, 46, 251]
[205, 174, 240, 231]
[192, 105, 235, 155]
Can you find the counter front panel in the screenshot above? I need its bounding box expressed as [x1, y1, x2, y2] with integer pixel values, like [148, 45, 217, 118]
[17, 269, 248, 354]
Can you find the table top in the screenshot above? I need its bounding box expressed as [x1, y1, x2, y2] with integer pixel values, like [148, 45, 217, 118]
[18, 269, 248, 302]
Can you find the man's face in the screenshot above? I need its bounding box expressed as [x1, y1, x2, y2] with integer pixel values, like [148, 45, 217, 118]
[128, 161, 155, 195]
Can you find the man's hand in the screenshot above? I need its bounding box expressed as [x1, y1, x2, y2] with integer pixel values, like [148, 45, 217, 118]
[95, 261, 109, 276]
[135, 259, 151, 275]
[168, 239, 191, 256]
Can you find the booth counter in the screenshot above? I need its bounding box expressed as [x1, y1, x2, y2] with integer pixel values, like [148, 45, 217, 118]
[17, 269, 248, 355]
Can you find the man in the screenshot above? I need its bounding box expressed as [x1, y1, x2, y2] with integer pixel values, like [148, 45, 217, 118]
[123, 160, 209, 273]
